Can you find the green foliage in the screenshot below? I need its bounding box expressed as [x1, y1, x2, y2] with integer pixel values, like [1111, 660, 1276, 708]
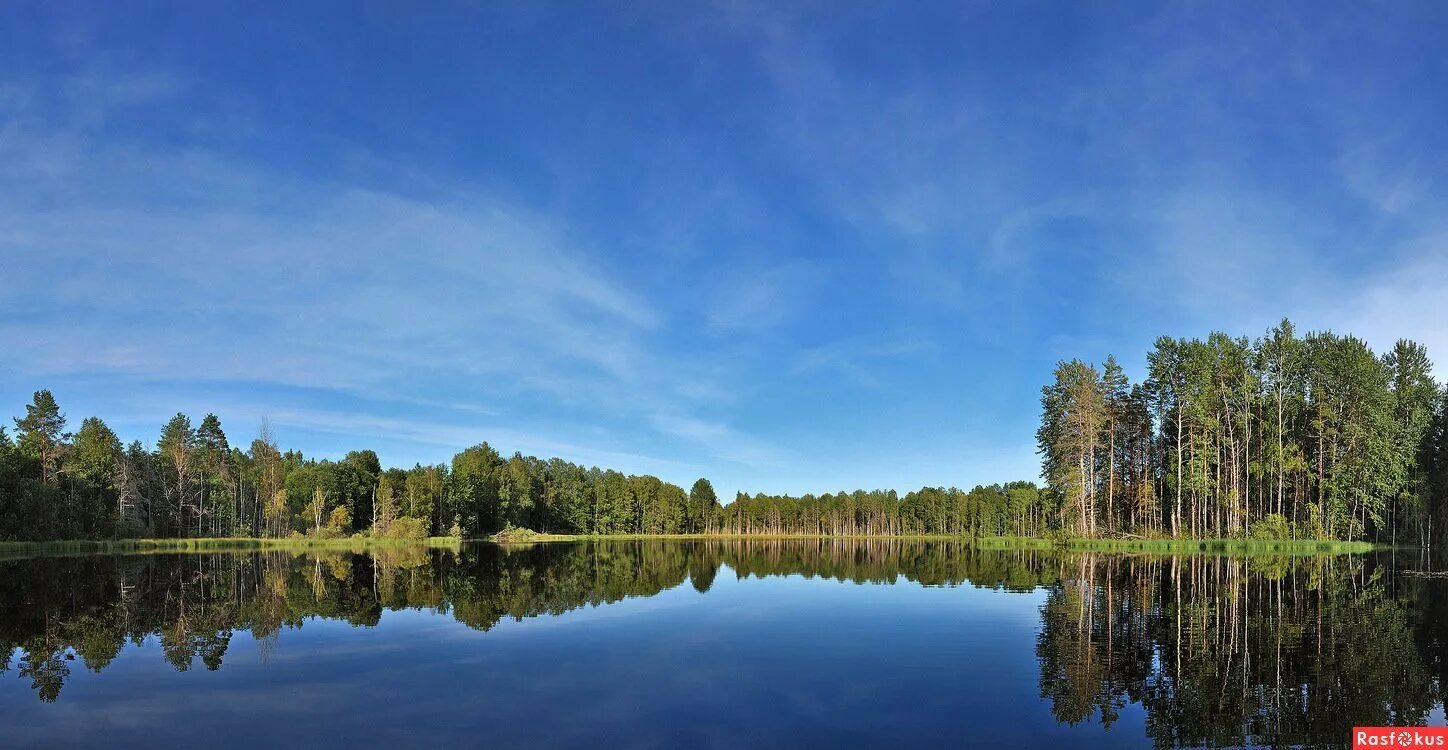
[13, 390, 65, 483]
[1038, 360, 1109, 537]
[1249, 513, 1291, 541]
[490, 525, 547, 543]
[1040, 320, 1448, 544]
[383, 516, 429, 540]
[689, 478, 719, 533]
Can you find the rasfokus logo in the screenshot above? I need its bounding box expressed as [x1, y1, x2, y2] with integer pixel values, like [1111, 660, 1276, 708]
[1354, 727, 1448, 748]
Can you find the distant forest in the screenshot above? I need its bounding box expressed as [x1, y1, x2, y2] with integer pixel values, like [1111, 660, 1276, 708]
[0, 396, 720, 541]
[1, 318, 1444, 543]
[1038, 319, 1448, 543]
[0, 388, 1045, 541]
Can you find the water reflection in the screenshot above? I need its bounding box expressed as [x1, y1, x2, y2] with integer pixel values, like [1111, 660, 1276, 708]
[1036, 554, 1438, 747]
[1, 541, 1442, 748]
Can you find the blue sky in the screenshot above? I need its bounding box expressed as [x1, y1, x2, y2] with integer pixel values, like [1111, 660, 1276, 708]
[2, 2, 1447, 500]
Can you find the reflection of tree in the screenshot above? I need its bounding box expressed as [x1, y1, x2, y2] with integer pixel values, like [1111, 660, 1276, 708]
[0, 541, 1056, 701]
[18, 646, 69, 703]
[1035, 554, 1437, 748]
[1037, 557, 1127, 728]
[1, 540, 1443, 748]
[689, 552, 718, 593]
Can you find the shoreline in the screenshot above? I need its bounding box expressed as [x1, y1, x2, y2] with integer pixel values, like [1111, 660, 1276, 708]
[0, 533, 1387, 560]
[0, 536, 463, 560]
[486, 532, 1384, 554]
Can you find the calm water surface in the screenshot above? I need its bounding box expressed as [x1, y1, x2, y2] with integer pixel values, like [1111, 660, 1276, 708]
[1, 541, 1444, 748]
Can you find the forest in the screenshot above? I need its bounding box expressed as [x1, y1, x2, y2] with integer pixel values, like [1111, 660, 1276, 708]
[0, 396, 721, 541]
[2, 317, 1444, 544]
[1038, 320, 1448, 542]
[0, 390, 1048, 541]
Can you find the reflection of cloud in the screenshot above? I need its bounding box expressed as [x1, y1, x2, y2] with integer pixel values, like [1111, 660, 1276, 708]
[1, 673, 371, 745]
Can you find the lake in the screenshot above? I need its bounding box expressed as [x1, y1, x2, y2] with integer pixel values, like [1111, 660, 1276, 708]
[1, 540, 1443, 748]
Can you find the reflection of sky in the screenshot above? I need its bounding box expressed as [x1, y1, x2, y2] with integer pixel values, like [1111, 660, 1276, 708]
[1, 572, 1149, 748]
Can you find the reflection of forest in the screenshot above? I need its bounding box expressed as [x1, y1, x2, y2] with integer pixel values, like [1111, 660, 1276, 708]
[1, 542, 1443, 748]
[1036, 553, 1442, 748]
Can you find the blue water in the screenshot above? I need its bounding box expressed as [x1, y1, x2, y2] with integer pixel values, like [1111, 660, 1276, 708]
[0, 542, 1437, 748]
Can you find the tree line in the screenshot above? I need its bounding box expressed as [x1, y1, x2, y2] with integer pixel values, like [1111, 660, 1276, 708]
[0, 393, 723, 541]
[1038, 319, 1448, 541]
[0, 389, 1056, 541]
[7, 318, 1446, 545]
[719, 483, 1048, 537]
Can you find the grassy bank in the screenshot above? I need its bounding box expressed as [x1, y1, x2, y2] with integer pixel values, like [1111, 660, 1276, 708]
[485, 531, 1384, 554]
[487, 531, 1008, 544]
[0, 536, 461, 561]
[0, 533, 1383, 560]
[970, 535, 1379, 554]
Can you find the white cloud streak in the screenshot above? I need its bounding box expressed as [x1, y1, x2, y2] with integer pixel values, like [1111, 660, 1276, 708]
[0, 69, 782, 482]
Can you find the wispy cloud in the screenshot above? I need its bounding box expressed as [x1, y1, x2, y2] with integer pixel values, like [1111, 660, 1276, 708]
[792, 333, 939, 388]
[1327, 235, 1448, 379]
[704, 259, 820, 333]
[0, 69, 777, 483]
[648, 412, 789, 468]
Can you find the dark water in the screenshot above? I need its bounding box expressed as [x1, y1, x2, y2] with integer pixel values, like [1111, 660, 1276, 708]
[0, 541, 1444, 748]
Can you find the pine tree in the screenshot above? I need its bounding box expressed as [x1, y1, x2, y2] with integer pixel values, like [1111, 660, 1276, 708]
[15, 390, 66, 484]
[1385, 339, 1437, 542]
[690, 478, 719, 533]
[1102, 356, 1129, 534]
[1039, 360, 1107, 537]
